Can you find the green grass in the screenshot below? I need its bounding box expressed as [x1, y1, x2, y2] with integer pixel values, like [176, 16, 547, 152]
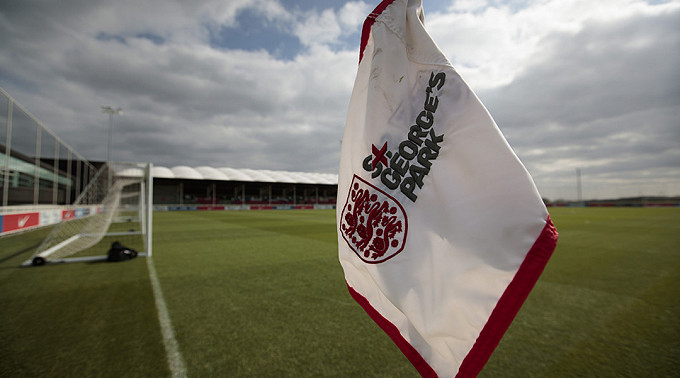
[481, 207, 680, 377]
[1, 208, 678, 377]
[151, 210, 412, 377]
[0, 234, 168, 377]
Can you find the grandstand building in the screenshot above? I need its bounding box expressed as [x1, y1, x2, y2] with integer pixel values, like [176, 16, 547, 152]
[151, 165, 338, 209]
[1, 156, 338, 210]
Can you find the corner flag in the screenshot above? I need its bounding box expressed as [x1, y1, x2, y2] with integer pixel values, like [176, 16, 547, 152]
[337, 1, 559, 377]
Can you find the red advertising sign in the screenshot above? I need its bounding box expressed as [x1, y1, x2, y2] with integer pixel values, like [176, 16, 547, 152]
[197, 206, 225, 211]
[62, 209, 76, 220]
[2, 212, 40, 233]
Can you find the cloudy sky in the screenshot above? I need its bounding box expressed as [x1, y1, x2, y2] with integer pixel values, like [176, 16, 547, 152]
[1, 0, 678, 200]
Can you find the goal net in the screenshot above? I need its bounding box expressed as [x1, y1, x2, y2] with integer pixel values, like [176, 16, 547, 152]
[24, 162, 153, 266]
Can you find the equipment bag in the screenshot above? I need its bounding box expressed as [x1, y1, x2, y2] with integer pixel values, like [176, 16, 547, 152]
[107, 241, 139, 262]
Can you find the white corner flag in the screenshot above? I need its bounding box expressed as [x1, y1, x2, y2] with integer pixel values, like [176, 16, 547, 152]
[337, 0, 559, 377]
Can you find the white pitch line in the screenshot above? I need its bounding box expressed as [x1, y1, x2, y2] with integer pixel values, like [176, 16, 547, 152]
[147, 256, 188, 378]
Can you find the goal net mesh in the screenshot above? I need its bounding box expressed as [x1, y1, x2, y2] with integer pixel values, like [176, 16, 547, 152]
[28, 162, 151, 264]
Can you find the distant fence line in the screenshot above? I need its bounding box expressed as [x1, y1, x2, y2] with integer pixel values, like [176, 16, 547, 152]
[0, 203, 337, 237]
[0, 87, 98, 210]
[547, 202, 680, 208]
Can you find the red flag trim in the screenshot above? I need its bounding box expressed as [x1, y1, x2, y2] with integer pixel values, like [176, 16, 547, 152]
[359, 0, 398, 63]
[346, 283, 438, 378]
[346, 217, 558, 377]
[456, 216, 558, 377]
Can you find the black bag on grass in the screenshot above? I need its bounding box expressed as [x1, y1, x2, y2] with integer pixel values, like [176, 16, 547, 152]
[107, 241, 138, 262]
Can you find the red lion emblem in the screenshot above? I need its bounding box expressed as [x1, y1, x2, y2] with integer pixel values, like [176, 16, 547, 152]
[340, 175, 408, 264]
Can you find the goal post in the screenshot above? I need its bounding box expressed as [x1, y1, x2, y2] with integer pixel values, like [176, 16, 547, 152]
[146, 162, 153, 257]
[24, 162, 153, 266]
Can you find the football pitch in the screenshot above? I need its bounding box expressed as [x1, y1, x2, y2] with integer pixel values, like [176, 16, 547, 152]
[1, 207, 678, 377]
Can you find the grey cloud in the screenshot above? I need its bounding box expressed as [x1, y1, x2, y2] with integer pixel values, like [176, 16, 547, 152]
[484, 10, 680, 128]
[477, 8, 680, 198]
[2, 0, 678, 200]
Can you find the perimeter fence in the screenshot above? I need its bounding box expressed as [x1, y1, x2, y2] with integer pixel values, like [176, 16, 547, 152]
[0, 87, 99, 213]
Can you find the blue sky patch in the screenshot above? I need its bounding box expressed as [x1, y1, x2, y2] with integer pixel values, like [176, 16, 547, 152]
[209, 8, 303, 60]
[96, 32, 126, 44]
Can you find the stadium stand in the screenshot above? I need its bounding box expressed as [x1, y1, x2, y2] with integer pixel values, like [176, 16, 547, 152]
[151, 166, 337, 208]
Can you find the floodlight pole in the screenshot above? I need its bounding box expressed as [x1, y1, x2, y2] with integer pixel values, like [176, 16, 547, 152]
[101, 105, 122, 187]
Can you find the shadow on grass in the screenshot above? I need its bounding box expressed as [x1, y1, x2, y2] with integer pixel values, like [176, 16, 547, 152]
[0, 253, 139, 270]
[0, 243, 41, 265]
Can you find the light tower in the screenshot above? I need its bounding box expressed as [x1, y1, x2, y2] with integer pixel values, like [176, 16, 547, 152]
[101, 105, 123, 162]
[101, 105, 122, 186]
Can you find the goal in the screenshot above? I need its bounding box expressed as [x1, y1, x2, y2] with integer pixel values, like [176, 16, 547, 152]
[24, 162, 153, 266]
